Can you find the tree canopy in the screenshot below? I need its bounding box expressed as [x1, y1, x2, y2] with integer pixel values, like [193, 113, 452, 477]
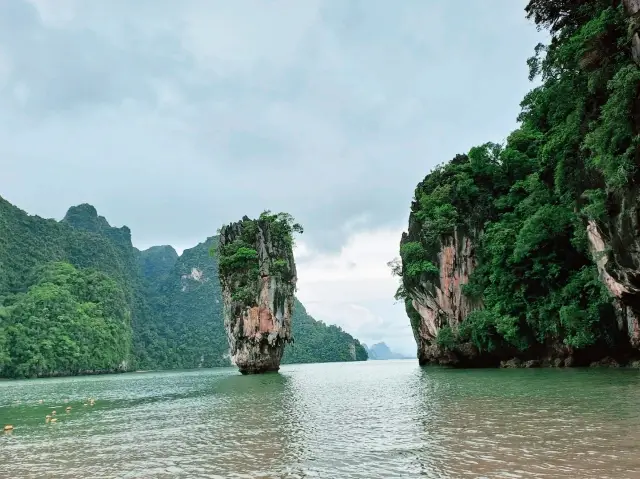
[396, 1, 639, 359]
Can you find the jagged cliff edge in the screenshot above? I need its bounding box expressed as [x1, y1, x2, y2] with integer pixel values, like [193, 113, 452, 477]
[398, 2, 640, 367]
[217, 214, 298, 374]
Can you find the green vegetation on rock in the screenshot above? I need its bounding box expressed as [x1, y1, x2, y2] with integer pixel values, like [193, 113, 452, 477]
[138, 237, 228, 369]
[284, 301, 369, 364]
[0, 197, 367, 377]
[395, 1, 640, 363]
[0, 262, 131, 378]
[216, 211, 302, 306]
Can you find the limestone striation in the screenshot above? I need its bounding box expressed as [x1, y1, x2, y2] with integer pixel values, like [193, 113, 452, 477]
[587, 220, 640, 350]
[625, 0, 640, 65]
[217, 212, 301, 374]
[580, 0, 640, 354]
[400, 228, 483, 366]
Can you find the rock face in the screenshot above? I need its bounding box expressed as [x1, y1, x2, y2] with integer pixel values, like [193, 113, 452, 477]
[403, 219, 640, 367]
[588, 213, 640, 350]
[581, 1, 640, 353]
[409, 231, 480, 353]
[625, 0, 640, 65]
[218, 215, 297, 374]
[398, 2, 640, 368]
[402, 229, 483, 366]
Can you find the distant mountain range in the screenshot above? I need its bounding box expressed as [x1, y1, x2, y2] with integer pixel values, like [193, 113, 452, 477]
[364, 342, 415, 360]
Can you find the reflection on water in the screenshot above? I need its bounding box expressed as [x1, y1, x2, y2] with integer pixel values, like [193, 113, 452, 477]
[1, 362, 639, 478]
[412, 368, 640, 478]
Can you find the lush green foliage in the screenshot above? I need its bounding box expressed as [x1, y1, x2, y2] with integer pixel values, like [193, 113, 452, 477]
[138, 245, 179, 284]
[138, 238, 229, 369]
[0, 262, 131, 378]
[396, 1, 639, 356]
[0, 197, 366, 376]
[283, 301, 369, 364]
[0, 198, 170, 374]
[141, 237, 367, 367]
[216, 211, 302, 305]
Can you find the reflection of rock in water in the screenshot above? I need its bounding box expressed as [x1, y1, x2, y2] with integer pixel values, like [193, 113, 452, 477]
[197, 373, 304, 476]
[412, 369, 640, 478]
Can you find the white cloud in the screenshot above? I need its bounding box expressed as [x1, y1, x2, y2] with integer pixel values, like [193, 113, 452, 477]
[296, 227, 399, 283]
[0, 0, 546, 252]
[26, 0, 77, 27]
[295, 227, 416, 356]
[0, 0, 548, 356]
[180, 0, 323, 76]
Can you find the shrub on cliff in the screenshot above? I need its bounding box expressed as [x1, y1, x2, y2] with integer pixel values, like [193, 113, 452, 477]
[395, 1, 638, 359]
[0, 262, 132, 378]
[214, 211, 302, 307]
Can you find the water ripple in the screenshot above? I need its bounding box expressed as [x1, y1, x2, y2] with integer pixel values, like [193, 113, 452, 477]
[1, 363, 640, 478]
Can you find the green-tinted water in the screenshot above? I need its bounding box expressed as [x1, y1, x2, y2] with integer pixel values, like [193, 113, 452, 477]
[1, 360, 639, 478]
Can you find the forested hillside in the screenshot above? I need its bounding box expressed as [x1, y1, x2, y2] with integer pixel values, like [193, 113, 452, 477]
[0, 197, 367, 378]
[139, 236, 368, 369]
[395, 1, 640, 367]
[284, 301, 369, 364]
[0, 262, 132, 378]
[0, 198, 155, 376]
[137, 237, 228, 369]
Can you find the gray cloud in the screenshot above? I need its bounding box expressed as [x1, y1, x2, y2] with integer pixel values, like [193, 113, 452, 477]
[0, 0, 545, 252]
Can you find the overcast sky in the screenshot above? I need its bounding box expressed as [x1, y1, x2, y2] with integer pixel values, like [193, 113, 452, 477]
[0, 0, 545, 355]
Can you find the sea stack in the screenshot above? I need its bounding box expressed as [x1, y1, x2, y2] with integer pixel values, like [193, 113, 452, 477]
[216, 211, 302, 374]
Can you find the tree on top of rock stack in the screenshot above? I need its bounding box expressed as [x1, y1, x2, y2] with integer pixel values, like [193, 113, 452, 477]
[214, 211, 303, 374]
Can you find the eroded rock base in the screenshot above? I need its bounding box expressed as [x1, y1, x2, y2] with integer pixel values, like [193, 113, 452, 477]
[239, 366, 280, 375]
[235, 342, 285, 374]
[417, 341, 640, 369]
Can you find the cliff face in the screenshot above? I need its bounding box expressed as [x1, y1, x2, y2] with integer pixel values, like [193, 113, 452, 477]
[396, 2, 640, 368]
[404, 230, 482, 365]
[581, 0, 640, 353]
[218, 214, 297, 374]
[401, 180, 640, 368]
[625, 0, 640, 65]
[587, 220, 640, 350]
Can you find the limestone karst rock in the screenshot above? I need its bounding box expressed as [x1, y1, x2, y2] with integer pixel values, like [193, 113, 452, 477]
[393, 2, 640, 368]
[582, 0, 640, 353]
[216, 212, 301, 374]
[400, 228, 482, 366]
[624, 0, 640, 66]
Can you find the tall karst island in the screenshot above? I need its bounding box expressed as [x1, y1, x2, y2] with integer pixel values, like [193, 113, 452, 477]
[215, 211, 303, 374]
[393, 0, 640, 369]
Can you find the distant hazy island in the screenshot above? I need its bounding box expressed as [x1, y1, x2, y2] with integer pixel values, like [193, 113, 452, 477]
[363, 342, 415, 360]
[0, 197, 367, 379]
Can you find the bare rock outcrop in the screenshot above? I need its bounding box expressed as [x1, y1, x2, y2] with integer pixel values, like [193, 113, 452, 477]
[403, 229, 483, 366]
[625, 0, 640, 66]
[587, 217, 640, 350]
[581, 2, 640, 352]
[217, 213, 300, 374]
